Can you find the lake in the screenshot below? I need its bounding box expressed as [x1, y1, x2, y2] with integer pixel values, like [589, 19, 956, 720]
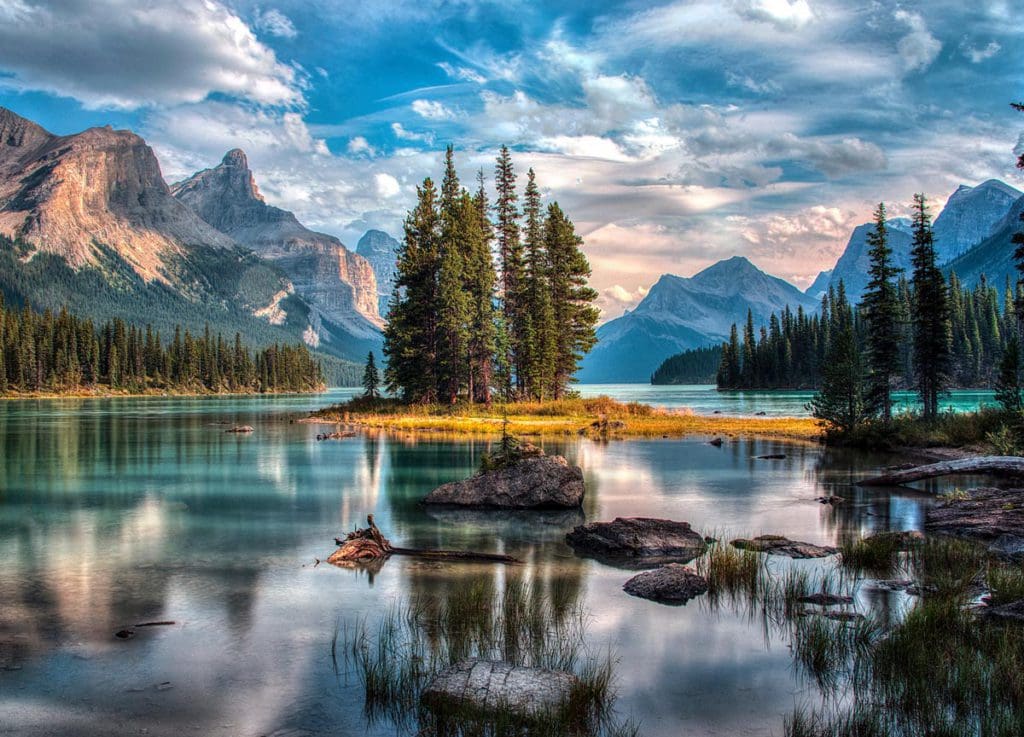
[0, 389, 991, 736]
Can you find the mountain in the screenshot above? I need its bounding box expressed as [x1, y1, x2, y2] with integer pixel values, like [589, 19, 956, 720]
[356, 229, 400, 315]
[0, 107, 367, 380]
[171, 150, 383, 358]
[826, 222, 914, 303]
[823, 181, 1020, 303]
[578, 256, 818, 383]
[805, 269, 832, 300]
[943, 194, 1024, 289]
[933, 180, 1022, 263]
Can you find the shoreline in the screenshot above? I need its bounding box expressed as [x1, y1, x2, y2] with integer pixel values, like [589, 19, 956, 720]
[1, 386, 332, 401]
[311, 400, 823, 441]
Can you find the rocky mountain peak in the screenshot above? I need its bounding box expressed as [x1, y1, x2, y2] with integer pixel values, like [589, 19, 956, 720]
[0, 106, 52, 153]
[221, 148, 249, 168]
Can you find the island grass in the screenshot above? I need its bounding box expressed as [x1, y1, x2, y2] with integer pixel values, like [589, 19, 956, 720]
[337, 577, 638, 737]
[312, 395, 822, 440]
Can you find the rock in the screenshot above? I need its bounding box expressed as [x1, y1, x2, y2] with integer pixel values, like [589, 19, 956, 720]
[797, 593, 854, 606]
[820, 611, 865, 622]
[984, 599, 1024, 623]
[730, 535, 838, 559]
[421, 659, 580, 720]
[926, 487, 1024, 559]
[757, 453, 786, 460]
[623, 564, 708, 605]
[863, 579, 916, 593]
[356, 229, 401, 316]
[709, 437, 724, 447]
[566, 517, 708, 568]
[816, 496, 844, 505]
[423, 453, 584, 509]
[226, 425, 254, 433]
[755, 411, 767, 416]
[317, 430, 355, 440]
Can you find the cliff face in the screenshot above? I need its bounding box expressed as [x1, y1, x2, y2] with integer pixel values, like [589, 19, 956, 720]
[356, 229, 400, 315]
[172, 150, 383, 341]
[0, 108, 236, 284]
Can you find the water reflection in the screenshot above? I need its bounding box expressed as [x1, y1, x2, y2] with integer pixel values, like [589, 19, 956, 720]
[0, 396, 956, 736]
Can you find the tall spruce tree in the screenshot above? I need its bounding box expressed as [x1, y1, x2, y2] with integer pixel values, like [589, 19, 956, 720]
[362, 351, 381, 398]
[436, 146, 471, 403]
[861, 203, 903, 423]
[909, 193, 951, 420]
[1014, 103, 1024, 333]
[467, 172, 499, 404]
[544, 202, 599, 397]
[521, 168, 556, 400]
[494, 146, 525, 396]
[384, 178, 441, 402]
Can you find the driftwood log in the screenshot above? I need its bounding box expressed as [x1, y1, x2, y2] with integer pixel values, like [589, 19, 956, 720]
[327, 515, 520, 566]
[858, 456, 1024, 488]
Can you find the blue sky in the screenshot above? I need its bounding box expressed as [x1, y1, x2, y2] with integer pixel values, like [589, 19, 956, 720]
[0, 0, 1021, 318]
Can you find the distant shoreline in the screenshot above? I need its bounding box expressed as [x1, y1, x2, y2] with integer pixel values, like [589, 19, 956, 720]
[0, 385, 330, 401]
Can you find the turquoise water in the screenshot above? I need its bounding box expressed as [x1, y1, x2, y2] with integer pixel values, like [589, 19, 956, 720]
[0, 391, 987, 736]
[577, 383, 997, 417]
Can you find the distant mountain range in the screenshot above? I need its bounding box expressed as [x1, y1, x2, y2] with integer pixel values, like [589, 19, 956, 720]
[583, 178, 1024, 383]
[579, 257, 819, 382]
[0, 107, 400, 368]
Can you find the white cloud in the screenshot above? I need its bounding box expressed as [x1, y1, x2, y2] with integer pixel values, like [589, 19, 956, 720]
[961, 40, 1001, 63]
[391, 122, 434, 144]
[599, 284, 650, 319]
[347, 136, 376, 156]
[411, 99, 456, 120]
[734, 0, 814, 30]
[437, 62, 486, 84]
[0, 0, 304, 109]
[374, 172, 402, 198]
[254, 8, 298, 39]
[894, 10, 942, 73]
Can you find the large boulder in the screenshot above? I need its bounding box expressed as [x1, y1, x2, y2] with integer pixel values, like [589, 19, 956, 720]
[423, 455, 584, 509]
[623, 564, 708, 605]
[730, 535, 838, 558]
[421, 659, 579, 719]
[565, 517, 708, 568]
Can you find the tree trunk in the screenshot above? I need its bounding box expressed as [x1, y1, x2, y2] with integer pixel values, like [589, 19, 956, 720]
[858, 456, 1024, 487]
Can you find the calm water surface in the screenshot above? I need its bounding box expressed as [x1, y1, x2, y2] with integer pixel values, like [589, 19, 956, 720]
[577, 383, 997, 416]
[0, 389, 985, 736]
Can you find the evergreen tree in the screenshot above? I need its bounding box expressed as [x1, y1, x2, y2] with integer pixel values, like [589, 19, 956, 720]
[909, 193, 951, 420]
[436, 146, 471, 403]
[861, 203, 903, 423]
[808, 290, 869, 437]
[494, 145, 526, 396]
[544, 203, 599, 397]
[1014, 103, 1024, 332]
[466, 181, 499, 404]
[521, 168, 556, 399]
[362, 351, 381, 398]
[384, 178, 441, 402]
[995, 335, 1023, 413]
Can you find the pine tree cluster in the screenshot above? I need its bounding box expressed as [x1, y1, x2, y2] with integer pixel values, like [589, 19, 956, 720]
[384, 146, 599, 404]
[0, 296, 324, 394]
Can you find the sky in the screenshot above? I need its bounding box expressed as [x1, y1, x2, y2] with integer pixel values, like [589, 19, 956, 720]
[0, 0, 1021, 320]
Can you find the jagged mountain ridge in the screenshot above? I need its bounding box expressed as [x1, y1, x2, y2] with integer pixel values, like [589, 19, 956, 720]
[943, 194, 1024, 290]
[171, 150, 383, 350]
[0, 107, 372, 370]
[933, 180, 1022, 264]
[578, 256, 819, 383]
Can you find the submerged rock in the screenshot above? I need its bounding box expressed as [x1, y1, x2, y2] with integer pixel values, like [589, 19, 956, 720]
[623, 564, 708, 605]
[226, 425, 254, 433]
[730, 535, 838, 559]
[926, 487, 1024, 559]
[421, 659, 579, 719]
[797, 593, 854, 606]
[423, 453, 584, 509]
[566, 517, 708, 568]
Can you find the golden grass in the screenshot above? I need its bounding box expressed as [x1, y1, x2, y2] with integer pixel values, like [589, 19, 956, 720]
[312, 395, 822, 441]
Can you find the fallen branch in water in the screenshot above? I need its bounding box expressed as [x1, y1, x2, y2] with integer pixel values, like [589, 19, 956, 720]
[858, 456, 1024, 487]
[328, 515, 519, 565]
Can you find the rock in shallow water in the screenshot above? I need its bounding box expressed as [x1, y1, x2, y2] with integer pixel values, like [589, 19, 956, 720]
[926, 487, 1024, 560]
[565, 517, 708, 567]
[421, 659, 580, 719]
[423, 454, 584, 509]
[730, 535, 838, 559]
[623, 564, 708, 605]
